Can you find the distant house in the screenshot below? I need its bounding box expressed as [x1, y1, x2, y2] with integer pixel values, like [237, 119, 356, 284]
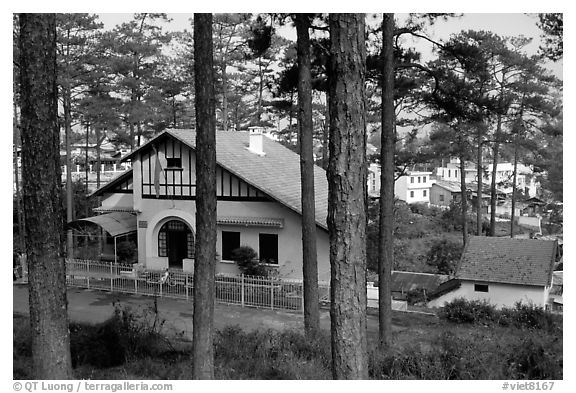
[70, 128, 331, 282]
[430, 179, 463, 208]
[367, 163, 381, 198]
[435, 157, 477, 183]
[395, 170, 433, 204]
[427, 236, 557, 309]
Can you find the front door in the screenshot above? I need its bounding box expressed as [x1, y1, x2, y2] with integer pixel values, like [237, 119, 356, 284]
[158, 220, 194, 270]
[167, 230, 188, 269]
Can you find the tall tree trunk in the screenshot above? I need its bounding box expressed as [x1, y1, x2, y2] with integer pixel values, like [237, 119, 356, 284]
[378, 12, 394, 349]
[476, 128, 483, 235]
[510, 135, 519, 238]
[489, 83, 506, 236]
[321, 95, 329, 170]
[489, 123, 501, 236]
[222, 65, 229, 131]
[18, 13, 73, 379]
[327, 13, 368, 380]
[459, 152, 469, 246]
[95, 127, 101, 189]
[14, 102, 26, 253]
[295, 13, 320, 337]
[85, 122, 90, 216]
[192, 13, 217, 380]
[63, 89, 74, 255]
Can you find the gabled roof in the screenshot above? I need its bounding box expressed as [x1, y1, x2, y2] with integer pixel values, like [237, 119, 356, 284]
[455, 236, 556, 287]
[433, 179, 462, 193]
[122, 129, 329, 230]
[391, 271, 449, 293]
[90, 169, 133, 197]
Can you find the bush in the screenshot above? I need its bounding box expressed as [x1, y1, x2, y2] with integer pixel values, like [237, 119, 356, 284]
[214, 326, 331, 379]
[116, 240, 137, 264]
[425, 238, 463, 275]
[230, 246, 268, 277]
[439, 298, 498, 324]
[440, 299, 562, 332]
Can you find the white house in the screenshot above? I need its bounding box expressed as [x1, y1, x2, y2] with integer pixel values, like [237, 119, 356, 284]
[76, 128, 331, 282]
[435, 157, 477, 183]
[427, 236, 557, 309]
[395, 170, 433, 204]
[484, 162, 539, 197]
[367, 163, 381, 197]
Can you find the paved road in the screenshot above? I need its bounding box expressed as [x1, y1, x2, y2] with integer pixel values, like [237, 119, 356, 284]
[13, 284, 326, 339]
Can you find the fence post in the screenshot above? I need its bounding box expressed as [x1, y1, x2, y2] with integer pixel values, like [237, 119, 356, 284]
[110, 262, 114, 292]
[270, 278, 274, 310]
[135, 272, 138, 294]
[86, 259, 90, 289]
[185, 273, 189, 301]
[241, 274, 245, 307]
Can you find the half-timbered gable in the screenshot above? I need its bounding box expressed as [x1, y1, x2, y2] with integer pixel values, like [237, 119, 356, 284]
[137, 135, 272, 201]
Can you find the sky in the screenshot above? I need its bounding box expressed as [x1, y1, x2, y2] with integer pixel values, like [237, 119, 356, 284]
[96, 12, 562, 79]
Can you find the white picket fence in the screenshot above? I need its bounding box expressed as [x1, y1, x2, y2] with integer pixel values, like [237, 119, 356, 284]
[65, 259, 330, 312]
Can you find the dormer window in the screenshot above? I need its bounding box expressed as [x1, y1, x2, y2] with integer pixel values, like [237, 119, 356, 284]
[166, 157, 182, 170]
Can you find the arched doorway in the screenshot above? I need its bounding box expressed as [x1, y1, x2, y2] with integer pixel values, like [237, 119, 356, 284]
[158, 220, 194, 269]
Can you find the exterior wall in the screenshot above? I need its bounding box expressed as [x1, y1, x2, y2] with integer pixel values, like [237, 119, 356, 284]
[395, 172, 432, 204]
[134, 197, 330, 282]
[430, 184, 455, 207]
[427, 281, 549, 309]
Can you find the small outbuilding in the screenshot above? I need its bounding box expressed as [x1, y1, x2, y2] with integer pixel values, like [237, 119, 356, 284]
[427, 236, 557, 309]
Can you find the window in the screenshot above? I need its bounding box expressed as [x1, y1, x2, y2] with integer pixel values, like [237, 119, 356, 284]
[448, 169, 451, 177]
[410, 191, 414, 198]
[166, 157, 182, 169]
[423, 176, 427, 183]
[474, 284, 489, 293]
[410, 177, 414, 184]
[455, 170, 458, 178]
[259, 233, 278, 264]
[439, 194, 445, 202]
[418, 176, 421, 183]
[221, 231, 240, 260]
[423, 190, 427, 197]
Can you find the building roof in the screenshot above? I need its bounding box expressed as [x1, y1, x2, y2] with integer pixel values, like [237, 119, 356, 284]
[433, 179, 462, 193]
[122, 129, 329, 230]
[391, 271, 449, 293]
[455, 236, 557, 287]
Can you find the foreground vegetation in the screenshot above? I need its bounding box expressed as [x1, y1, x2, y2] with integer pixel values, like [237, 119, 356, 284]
[13, 299, 562, 380]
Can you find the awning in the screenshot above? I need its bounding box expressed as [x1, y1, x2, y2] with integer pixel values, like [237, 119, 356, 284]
[69, 212, 137, 237]
[217, 216, 284, 228]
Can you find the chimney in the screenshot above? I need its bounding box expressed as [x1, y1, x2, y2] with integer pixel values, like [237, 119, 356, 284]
[248, 126, 266, 156]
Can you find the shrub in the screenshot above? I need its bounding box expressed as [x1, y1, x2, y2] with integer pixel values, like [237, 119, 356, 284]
[439, 298, 498, 324]
[425, 238, 463, 275]
[230, 246, 268, 277]
[116, 240, 138, 264]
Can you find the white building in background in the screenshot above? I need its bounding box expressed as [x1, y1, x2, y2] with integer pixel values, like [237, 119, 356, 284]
[435, 157, 478, 183]
[395, 171, 433, 204]
[484, 162, 539, 197]
[367, 163, 381, 197]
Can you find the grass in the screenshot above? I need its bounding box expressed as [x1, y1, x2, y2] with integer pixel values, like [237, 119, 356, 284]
[13, 300, 563, 380]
